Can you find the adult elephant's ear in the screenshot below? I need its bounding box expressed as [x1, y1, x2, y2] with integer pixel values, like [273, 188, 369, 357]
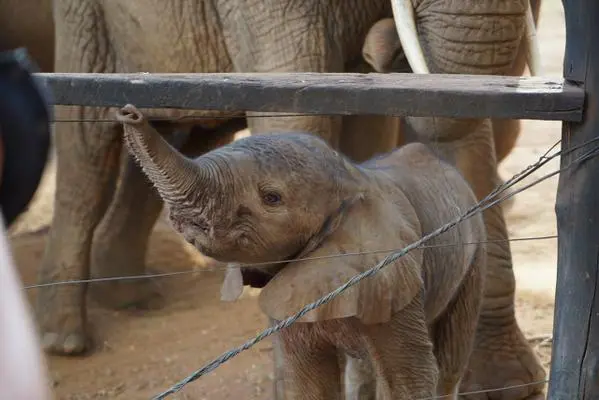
[258, 195, 424, 325]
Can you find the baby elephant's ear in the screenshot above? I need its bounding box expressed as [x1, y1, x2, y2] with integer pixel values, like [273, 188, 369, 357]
[362, 18, 404, 73]
[259, 198, 424, 325]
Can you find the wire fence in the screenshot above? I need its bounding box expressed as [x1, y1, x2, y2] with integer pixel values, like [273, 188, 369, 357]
[24, 123, 599, 399]
[418, 379, 550, 400]
[22, 234, 557, 290]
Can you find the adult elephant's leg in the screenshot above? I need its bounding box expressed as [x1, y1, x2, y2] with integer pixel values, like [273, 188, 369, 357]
[89, 151, 162, 310]
[247, 113, 343, 150]
[37, 110, 122, 355]
[219, 0, 346, 147]
[36, 0, 121, 355]
[492, 0, 542, 165]
[493, 119, 522, 166]
[88, 155, 161, 310]
[89, 123, 202, 309]
[180, 119, 245, 158]
[490, 119, 520, 212]
[490, 0, 542, 212]
[89, 121, 240, 311]
[339, 59, 404, 162]
[455, 125, 545, 400]
[339, 115, 402, 163]
[408, 117, 546, 399]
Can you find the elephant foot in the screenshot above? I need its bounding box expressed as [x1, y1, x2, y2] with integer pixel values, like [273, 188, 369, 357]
[36, 290, 89, 355]
[459, 326, 546, 400]
[89, 242, 165, 310]
[89, 273, 164, 311]
[41, 329, 88, 356]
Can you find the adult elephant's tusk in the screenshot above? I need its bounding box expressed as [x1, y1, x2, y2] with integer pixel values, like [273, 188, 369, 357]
[524, 1, 543, 76]
[390, 0, 430, 74]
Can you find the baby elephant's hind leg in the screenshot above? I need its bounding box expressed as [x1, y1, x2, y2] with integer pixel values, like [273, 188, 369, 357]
[431, 254, 485, 399]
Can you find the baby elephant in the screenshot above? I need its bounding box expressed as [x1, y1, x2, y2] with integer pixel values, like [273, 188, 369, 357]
[118, 104, 487, 400]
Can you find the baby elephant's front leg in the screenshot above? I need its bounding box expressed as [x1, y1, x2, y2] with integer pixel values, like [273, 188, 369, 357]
[366, 293, 439, 399]
[278, 322, 344, 400]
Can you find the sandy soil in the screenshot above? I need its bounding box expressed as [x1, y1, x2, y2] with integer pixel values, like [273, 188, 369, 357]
[7, 2, 566, 398]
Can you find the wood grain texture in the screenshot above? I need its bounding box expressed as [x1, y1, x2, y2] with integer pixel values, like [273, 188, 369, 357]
[34, 72, 584, 121]
[550, 0, 599, 398]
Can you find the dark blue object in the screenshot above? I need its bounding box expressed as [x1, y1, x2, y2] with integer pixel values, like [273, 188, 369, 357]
[0, 48, 52, 227]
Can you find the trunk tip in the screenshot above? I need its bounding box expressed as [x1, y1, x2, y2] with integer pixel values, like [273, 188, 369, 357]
[116, 104, 144, 125]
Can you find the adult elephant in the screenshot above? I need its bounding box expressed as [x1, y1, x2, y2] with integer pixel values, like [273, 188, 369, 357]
[39, 0, 545, 398]
[355, 0, 542, 213]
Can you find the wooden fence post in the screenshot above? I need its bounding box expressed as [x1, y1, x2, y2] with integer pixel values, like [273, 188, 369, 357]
[549, 0, 599, 398]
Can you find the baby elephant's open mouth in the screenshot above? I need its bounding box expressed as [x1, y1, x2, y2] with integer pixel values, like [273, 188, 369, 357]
[240, 268, 274, 289]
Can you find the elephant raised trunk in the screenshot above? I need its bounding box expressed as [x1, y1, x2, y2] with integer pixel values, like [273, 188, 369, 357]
[390, 0, 542, 75]
[116, 104, 209, 205]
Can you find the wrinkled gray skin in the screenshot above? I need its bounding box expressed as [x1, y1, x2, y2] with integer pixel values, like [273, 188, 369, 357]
[360, 0, 542, 213]
[120, 104, 488, 400]
[38, 0, 545, 399]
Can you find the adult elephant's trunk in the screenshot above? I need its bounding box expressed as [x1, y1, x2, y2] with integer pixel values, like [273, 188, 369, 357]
[117, 104, 208, 205]
[387, 0, 542, 140]
[390, 0, 542, 76]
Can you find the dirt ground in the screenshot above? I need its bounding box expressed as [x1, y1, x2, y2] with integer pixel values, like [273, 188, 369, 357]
[8, 2, 566, 399]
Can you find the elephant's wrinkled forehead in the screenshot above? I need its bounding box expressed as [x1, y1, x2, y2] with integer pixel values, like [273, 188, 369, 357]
[220, 133, 342, 175]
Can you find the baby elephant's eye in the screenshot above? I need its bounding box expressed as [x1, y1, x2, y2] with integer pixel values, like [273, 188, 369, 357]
[262, 191, 282, 206]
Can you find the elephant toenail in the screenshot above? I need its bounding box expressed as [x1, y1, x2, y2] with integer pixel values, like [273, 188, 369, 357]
[63, 334, 85, 354]
[41, 332, 59, 351]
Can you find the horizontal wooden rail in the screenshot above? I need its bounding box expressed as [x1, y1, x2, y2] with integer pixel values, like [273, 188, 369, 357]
[34, 72, 585, 121]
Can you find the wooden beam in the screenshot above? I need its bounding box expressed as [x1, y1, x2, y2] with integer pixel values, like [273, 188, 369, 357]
[34, 72, 584, 121]
[549, 0, 599, 399]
